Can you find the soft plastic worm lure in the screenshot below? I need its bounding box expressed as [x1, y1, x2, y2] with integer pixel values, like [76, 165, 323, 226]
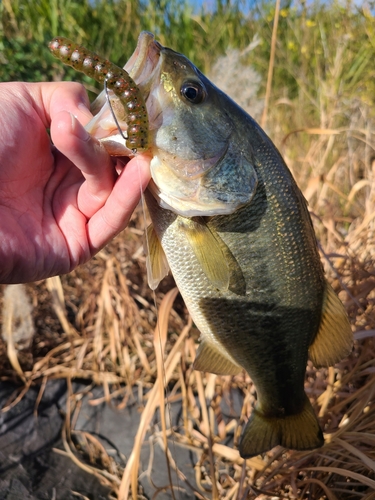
[48, 37, 149, 153]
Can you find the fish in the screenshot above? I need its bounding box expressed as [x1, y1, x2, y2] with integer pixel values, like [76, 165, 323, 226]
[53, 32, 353, 458]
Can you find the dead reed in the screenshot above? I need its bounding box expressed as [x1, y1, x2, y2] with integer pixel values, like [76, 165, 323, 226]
[1, 163, 374, 499]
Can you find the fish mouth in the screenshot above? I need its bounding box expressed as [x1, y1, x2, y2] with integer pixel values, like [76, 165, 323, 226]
[85, 32, 163, 155]
[124, 32, 162, 85]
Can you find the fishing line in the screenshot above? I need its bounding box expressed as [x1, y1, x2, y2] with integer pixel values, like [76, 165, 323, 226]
[105, 80, 181, 498]
[139, 194, 180, 500]
[139, 188, 182, 500]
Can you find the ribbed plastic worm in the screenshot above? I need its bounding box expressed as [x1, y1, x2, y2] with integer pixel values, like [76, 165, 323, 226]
[48, 37, 148, 153]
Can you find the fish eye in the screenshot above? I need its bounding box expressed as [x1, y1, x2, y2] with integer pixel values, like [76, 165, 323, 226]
[180, 81, 206, 104]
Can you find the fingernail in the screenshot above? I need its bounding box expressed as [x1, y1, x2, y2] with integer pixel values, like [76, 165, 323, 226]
[70, 113, 90, 141]
[78, 101, 93, 119]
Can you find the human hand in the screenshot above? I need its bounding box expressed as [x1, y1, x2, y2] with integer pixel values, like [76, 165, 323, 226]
[0, 82, 151, 284]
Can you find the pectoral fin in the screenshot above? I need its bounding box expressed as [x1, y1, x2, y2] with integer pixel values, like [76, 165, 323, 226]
[193, 337, 243, 375]
[309, 282, 353, 368]
[177, 217, 230, 291]
[144, 224, 169, 290]
[207, 223, 247, 296]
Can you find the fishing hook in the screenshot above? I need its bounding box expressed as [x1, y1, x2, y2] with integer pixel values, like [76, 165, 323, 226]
[103, 78, 134, 150]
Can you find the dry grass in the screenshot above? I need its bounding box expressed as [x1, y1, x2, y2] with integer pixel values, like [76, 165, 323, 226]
[1, 163, 375, 499]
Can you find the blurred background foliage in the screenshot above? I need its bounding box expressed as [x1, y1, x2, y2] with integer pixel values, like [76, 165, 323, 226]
[0, 0, 251, 88]
[1, 0, 374, 105]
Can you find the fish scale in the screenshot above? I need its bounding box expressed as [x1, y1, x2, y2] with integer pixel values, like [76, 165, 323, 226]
[145, 128, 324, 416]
[144, 96, 334, 456]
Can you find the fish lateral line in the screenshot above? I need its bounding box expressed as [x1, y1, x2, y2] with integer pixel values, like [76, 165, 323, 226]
[48, 37, 149, 153]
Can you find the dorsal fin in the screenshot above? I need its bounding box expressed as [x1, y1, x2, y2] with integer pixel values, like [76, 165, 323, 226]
[193, 337, 243, 375]
[309, 282, 353, 368]
[144, 224, 170, 290]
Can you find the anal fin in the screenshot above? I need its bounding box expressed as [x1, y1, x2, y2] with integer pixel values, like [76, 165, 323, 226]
[309, 282, 353, 368]
[239, 394, 324, 458]
[193, 337, 243, 375]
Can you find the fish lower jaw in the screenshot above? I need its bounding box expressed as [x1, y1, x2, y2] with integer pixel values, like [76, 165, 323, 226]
[158, 195, 238, 217]
[148, 180, 241, 217]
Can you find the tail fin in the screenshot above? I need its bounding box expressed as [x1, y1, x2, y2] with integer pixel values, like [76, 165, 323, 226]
[239, 394, 324, 458]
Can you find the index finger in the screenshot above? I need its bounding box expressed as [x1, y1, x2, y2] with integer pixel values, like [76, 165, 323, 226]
[28, 81, 93, 127]
[86, 153, 151, 252]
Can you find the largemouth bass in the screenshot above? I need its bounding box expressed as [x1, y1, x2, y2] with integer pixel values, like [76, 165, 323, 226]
[52, 33, 353, 458]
